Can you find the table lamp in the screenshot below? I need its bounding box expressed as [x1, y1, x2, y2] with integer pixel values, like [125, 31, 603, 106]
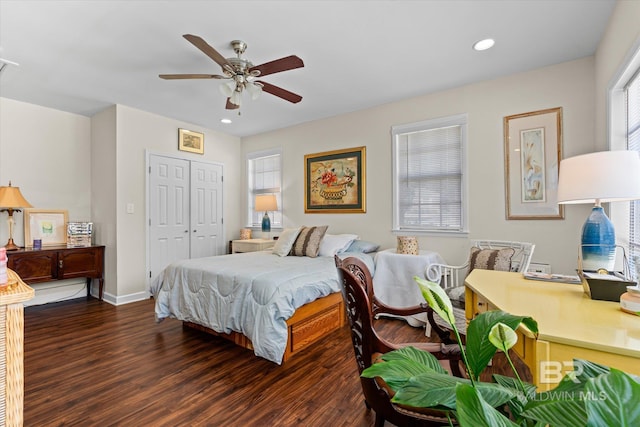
[557, 151, 640, 271]
[255, 194, 277, 234]
[0, 181, 33, 251]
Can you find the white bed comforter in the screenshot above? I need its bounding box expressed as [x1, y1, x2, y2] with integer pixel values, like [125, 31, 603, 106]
[150, 251, 340, 364]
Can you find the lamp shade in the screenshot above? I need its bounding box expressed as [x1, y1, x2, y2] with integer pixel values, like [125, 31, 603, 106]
[557, 151, 640, 204]
[255, 194, 277, 212]
[0, 183, 32, 209]
[557, 150, 640, 271]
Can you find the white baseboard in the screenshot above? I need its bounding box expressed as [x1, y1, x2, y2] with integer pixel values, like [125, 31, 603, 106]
[24, 279, 88, 307]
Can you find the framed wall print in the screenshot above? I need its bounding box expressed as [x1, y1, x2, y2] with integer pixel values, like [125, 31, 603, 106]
[24, 209, 69, 247]
[178, 128, 204, 154]
[504, 107, 564, 220]
[304, 146, 366, 213]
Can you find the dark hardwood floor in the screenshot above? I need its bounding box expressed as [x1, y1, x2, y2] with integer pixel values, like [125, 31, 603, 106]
[23, 297, 438, 427]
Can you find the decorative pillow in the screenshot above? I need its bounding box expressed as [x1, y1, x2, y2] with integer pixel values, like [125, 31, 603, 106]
[318, 234, 359, 257]
[272, 227, 303, 257]
[469, 247, 516, 272]
[290, 226, 329, 257]
[344, 239, 380, 254]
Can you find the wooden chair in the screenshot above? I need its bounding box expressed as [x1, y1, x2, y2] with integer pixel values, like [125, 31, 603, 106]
[425, 240, 535, 337]
[335, 255, 462, 427]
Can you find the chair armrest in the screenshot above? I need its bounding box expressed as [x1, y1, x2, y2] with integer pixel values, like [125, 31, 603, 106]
[371, 296, 432, 318]
[425, 262, 470, 291]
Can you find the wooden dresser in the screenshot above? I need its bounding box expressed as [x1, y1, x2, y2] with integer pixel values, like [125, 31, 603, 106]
[6, 245, 105, 300]
[465, 269, 640, 391]
[0, 270, 34, 426]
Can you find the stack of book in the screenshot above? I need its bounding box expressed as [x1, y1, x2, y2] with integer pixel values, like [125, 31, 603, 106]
[67, 222, 93, 247]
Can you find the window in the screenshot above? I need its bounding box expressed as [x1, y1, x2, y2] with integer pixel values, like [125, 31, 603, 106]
[392, 114, 468, 233]
[627, 71, 640, 272]
[247, 149, 282, 228]
[609, 40, 640, 278]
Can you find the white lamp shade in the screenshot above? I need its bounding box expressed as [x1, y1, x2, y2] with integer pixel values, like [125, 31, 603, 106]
[219, 80, 236, 97]
[245, 82, 262, 100]
[557, 150, 640, 204]
[255, 194, 277, 212]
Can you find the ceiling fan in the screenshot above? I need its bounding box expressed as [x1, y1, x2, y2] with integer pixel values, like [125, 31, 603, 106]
[159, 34, 304, 110]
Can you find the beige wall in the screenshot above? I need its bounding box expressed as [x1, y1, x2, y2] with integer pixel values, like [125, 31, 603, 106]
[243, 57, 596, 274]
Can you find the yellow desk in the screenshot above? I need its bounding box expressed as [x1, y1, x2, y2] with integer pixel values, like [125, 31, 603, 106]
[464, 269, 640, 391]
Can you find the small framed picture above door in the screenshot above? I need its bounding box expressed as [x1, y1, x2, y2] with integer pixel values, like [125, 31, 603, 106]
[178, 128, 204, 154]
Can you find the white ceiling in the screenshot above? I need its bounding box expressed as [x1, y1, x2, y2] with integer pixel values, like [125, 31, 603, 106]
[0, 0, 616, 137]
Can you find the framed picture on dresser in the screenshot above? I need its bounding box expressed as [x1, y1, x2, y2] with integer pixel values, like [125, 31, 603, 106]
[24, 209, 68, 247]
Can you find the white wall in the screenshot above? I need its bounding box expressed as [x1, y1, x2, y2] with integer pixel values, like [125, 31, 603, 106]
[242, 57, 596, 274]
[105, 105, 242, 302]
[0, 99, 243, 304]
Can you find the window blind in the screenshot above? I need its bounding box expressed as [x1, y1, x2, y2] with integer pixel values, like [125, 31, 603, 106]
[627, 70, 640, 269]
[247, 150, 282, 227]
[393, 115, 466, 232]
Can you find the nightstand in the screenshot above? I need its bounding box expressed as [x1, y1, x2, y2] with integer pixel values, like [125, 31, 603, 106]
[231, 238, 275, 253]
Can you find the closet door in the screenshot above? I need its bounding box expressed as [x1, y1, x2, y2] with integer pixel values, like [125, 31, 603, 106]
[190, 161, 223, 258]
[149, 155, 191, 280]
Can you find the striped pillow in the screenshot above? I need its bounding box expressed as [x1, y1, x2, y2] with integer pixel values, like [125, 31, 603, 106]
[469, 247, 515, 272]
[290, 226, 328, 257]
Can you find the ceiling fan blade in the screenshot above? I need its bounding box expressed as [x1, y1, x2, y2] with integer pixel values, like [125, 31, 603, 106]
[226, 99, 240, 110]
[257, 81, 302, 103]
[159, 74, 225, 80]
[250, 55, 304, 77]
[183, 34, 234, 73]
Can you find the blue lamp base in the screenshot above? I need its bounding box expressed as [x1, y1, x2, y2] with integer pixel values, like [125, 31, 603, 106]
[581, 206, 616, 271]
[261, 212, 271, 233]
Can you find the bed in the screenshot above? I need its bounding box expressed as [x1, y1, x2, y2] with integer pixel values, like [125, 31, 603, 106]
[151, 250, 348, 364]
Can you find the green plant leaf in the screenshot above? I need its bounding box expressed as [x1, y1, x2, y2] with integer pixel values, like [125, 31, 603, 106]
[465, 311, 538, 381]
[415, 276, 456, 327]
[493, 374, 536, 420]
[522, 399, 587, 427]
[361, 347, 447, 390]
[392, 372, 517, 411]
[584, 368, 640, 426]
[381, 346, 448, 374]
[454, 383, 519, 427]
[391, 371, 469, 409]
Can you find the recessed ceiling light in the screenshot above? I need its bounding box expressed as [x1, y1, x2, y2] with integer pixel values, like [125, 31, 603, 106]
[220, 118, 232, 124]
[473, 38, 495, 51]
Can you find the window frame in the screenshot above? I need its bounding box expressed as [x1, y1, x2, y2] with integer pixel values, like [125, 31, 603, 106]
[608, 37, 640, 277]
[391, 113, 469, 235]
[246, 148, 283, 230]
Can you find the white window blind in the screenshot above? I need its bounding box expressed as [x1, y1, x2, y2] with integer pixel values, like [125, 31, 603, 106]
[627, 70, 640, 268]
[247, 149, 282, 228]
[392, 114, 467, 233]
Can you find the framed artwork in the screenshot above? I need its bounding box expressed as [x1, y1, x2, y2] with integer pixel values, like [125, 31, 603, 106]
[24, 209, 69, 247]
[178, 128, 204, 154]
[504, 107, 564, 220]
[305, 146, 366, 213]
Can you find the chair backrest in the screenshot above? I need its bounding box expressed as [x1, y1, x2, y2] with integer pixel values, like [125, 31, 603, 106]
[334, 255, 392, 374]
[335, 255, 451, 426]
[471, 240, 535, 273]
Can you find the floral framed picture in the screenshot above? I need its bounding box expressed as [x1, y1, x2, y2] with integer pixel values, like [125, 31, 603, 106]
[24, 209, 69, 247]
[178, 128, 204, 154]
[305, 146, 366, 213]
[504, 107, 564, 220]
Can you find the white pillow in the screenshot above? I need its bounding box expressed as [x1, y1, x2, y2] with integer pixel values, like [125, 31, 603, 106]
[272, 227, 303, 257]
[318, 234, 359, 257]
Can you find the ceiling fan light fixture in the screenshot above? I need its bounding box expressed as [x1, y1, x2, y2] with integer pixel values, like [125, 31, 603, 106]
[220, 79, 236, 97]
[230, 90, 242, 107]
[246, 82, 262, 100]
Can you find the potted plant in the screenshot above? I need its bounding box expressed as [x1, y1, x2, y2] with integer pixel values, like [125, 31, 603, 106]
[361, 277, 640, 426]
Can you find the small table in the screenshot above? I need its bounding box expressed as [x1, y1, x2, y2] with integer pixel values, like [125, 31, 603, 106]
[373, 248, 446, 326]
[231, 238, 275, 253]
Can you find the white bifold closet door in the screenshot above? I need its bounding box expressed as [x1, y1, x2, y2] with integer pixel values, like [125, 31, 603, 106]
[148, 153, 224, 282]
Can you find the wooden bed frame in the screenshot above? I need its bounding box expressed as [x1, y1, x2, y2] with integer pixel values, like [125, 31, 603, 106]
[183, 291, 345, 363]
